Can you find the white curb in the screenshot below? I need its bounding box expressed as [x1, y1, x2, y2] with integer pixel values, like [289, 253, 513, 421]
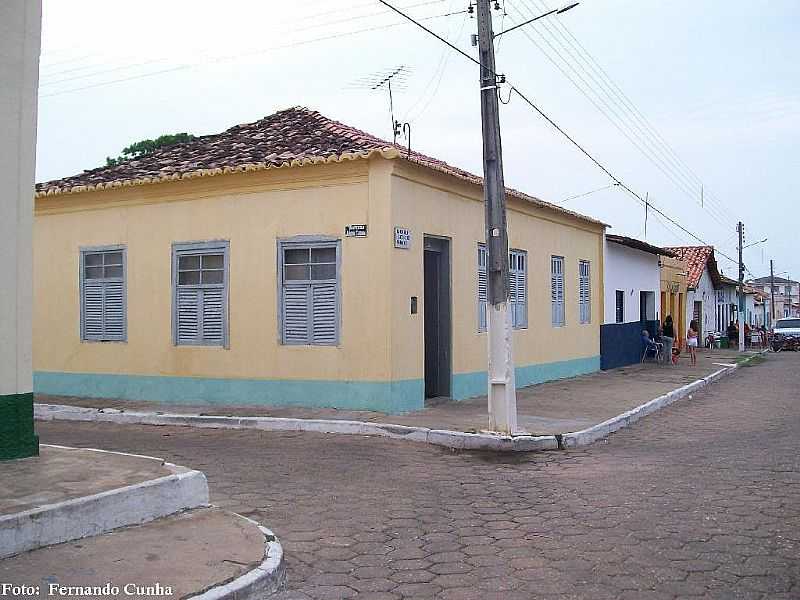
[190, 519, 285, 600]
[561, 353, 762, 448]
[33, 353, 762, 454]
[34, 404, 559, 452]
[0, 445, 209, 559]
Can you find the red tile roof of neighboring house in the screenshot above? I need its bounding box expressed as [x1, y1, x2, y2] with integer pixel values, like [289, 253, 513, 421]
[664, 246, 722, 289]
[36, 107, 603, 226]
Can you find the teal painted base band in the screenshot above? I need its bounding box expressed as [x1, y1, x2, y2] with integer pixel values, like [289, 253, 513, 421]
[451, 355, 601, 401]
[0, 392, 40, 460]
[35, 372, 425, 414]
[35, 356, 600, 415]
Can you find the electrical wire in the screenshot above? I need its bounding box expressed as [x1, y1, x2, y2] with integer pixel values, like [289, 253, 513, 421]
[376, 0, 741, 265]
[40, 0, 450, 86]
[40, 7, 462, 99]
[509, 0, 735, 234]
[517, 0, 748, 238]
[558, 183, 615, 204]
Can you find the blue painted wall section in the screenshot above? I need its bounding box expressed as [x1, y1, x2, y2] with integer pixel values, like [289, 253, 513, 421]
[35, 372, 425, 414]
[451, 356, 601, 401]
[600, 320, 659, 370]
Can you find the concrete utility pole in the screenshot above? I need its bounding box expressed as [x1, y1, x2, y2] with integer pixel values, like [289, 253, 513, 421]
[770, 259, 776, 327]
[476, 0, 517, 434]
[0, 0, 41, 460]
[737, 222, 745, 352]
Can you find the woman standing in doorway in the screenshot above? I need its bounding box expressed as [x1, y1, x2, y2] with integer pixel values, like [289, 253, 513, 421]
[687, 320, 699, 366]
[662, 315, 675, 365]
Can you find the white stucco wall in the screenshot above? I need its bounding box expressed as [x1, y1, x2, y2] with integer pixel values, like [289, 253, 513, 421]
[686, 269, 717, 338]
[0, 1, 41, 396]
[603, 239, 661, 325]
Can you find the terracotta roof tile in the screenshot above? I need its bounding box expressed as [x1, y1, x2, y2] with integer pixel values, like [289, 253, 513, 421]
[664, 246, 722, 289]
[36, 107, 602, 226]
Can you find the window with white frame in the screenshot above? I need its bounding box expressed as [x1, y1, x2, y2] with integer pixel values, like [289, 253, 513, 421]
[80, 246, 126, 342]
[173, 241, 229, 347]
[477, 245, 527, 331]
[579, 260, 591, 324]
[551, 255, 565, 327]
[279, 239, 340, 345]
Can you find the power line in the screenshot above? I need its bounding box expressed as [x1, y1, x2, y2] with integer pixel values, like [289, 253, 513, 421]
[376, 0, 740, 265]
[558, 183, 615, 204]
[40, 7, 462, 99]
[40, 1, 451, 86]
[508, 0, 736, 234]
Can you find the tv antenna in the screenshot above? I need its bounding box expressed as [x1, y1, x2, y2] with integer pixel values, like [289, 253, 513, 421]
[347, 65, 411, 144]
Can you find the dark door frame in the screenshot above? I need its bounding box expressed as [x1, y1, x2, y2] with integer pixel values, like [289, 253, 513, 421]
[423, 235, 452, 401]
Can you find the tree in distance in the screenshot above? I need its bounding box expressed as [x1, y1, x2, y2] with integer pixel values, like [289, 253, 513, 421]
[105, 132, 196, 166]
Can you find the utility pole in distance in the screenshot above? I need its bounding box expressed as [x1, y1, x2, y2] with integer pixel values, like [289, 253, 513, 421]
[737, 222, 745, 352]
[770, 259, 776, 328]
[476, 0, 516, 434]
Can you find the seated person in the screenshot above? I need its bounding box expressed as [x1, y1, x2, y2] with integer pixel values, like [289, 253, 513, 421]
[641, 329, 662, 356]
[727, 321, 738, 345]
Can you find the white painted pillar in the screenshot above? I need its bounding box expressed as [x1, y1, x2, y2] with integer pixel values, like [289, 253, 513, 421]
[0, 0, 41, 459]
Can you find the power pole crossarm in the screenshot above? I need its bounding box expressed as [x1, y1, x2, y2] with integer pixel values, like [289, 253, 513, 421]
[476, 0, 517, 434]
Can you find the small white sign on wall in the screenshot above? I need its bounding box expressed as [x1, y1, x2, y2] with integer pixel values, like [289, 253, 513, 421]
[394, 227, 411, 249]
[345, 224, 368, 238]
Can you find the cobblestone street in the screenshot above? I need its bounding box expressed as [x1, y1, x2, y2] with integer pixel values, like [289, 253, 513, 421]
[36, 353, 799, 600]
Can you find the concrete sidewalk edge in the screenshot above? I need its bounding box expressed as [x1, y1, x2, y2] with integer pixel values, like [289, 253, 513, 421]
[190, 518, 285, 600]
[33, 353, 763, 453]
[562, 352, 765, 448]
[33, 405, 559, 452]
[0, 444, 209, 559]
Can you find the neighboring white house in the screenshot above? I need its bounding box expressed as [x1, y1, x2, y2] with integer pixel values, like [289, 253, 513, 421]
[603, 235, 662, 325]
[666, 246, 722, 341]
[601, 235, 666, 370]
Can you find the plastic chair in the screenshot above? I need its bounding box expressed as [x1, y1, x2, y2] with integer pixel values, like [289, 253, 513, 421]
[641, 340, 663, 363]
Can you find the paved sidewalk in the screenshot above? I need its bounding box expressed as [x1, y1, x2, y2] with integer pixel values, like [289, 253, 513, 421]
[0, 507, 268, 599]
[1, 445, 172, 515]
[33, 351, 799, 600]
[37, 349, 751, 435]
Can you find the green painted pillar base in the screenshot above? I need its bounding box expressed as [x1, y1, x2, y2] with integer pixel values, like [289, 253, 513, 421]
[0, 393, 39, 460]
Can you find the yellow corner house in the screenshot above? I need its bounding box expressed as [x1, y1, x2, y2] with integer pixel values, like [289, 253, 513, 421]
[34, 107, 605, 413]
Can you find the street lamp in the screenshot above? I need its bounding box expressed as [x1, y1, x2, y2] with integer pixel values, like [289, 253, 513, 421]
[493, 2, 579, 38]
[743, 237, 767, 250]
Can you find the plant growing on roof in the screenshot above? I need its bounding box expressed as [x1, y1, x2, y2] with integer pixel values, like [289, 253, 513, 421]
[105, 132, 196, 167]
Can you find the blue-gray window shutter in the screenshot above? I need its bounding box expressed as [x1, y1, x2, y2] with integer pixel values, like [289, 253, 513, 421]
[511, 251, 527, 329]
[311, 283, 337, 344]
[173, 241, 228, 347]
[283, 285, 309, 344]
[202, 288, 224, 344]
[81, 247, 126, 342]
[82, 280, 105, 340]
[176, 288, 200, 344]
[478, 245, 487, 331]
[551, 256, 565, 326]
[279, 239, 340, 346]
[103, 281, 125, 340]
[579, 260, 591, 324]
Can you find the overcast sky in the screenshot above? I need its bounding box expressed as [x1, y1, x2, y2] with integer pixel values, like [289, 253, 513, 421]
[37, 0, 799, 281]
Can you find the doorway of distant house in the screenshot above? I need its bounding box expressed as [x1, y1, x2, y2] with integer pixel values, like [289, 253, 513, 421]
[693, 301, 703, 338]
[423, 236, 451, 402]
[639, 291, 655, 323]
